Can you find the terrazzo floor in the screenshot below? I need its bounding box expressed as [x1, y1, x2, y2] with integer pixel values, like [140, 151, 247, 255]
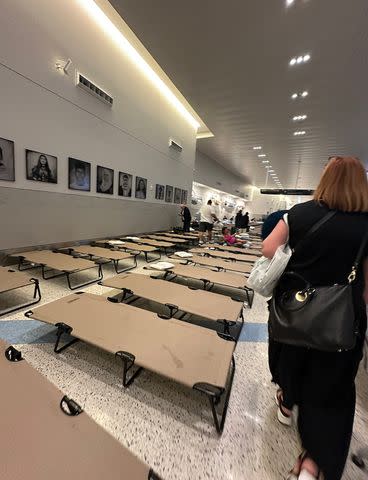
[0, 254, 367, 479]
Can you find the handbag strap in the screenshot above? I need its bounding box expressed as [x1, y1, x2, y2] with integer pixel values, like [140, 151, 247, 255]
[348, 230, 368, 283]
[291, 210, 337, 256]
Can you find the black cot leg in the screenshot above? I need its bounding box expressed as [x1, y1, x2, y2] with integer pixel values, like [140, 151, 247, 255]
[54, 322, 79, 353]
[66, 264, 103, 290]
[116, 351, 143, 387]
[144, 251, 162, 263]
[0, 279, 42, 317]
[193, 355, 236, 434]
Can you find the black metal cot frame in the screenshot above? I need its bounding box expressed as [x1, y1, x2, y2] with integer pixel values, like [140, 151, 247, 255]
[107, 282, 245, 340]
[0, 275, 41, 316]
[76, 250, 138, 274]
[17, 256, 103, 290]
[24, 301, 236, 435]
[161, 269, 255, 308]
[94, 241, 162, 264]
[4, 344, 162, 480]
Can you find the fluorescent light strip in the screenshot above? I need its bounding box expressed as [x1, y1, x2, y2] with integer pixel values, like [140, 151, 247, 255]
[258, 154, 267, 158]
[253, 146, 262, 150]
[78, 0, 200, 130]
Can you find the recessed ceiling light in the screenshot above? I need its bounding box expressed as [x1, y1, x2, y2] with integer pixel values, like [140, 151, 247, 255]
[293, 114, 307, 121]
[302, 91, 309, 97]
[269, 170, 275, 173]
[291, 93, 298, 99]
[289, 54, 311, 66]
[262, 160, 269, 163]
[294, 130, 306, 136]
[292, 91, 309, 100]
[253, 146, 262, 150]
[258, 154, 266, 158]
[286, 0, 295, 6]
[265, 165, 272, 169]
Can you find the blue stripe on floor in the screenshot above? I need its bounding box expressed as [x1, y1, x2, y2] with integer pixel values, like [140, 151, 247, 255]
[0, 320, 268, 345]
[238, 322, 268, 343]
[0, 320, 56, 345]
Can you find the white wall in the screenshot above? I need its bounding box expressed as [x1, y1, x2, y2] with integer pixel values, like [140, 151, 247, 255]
[194, 150, 253, 200]
[0, 0, 196, 250]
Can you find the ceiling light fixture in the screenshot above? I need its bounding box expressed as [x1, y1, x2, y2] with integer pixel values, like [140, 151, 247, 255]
[268, 170, 275, 173]
[262, 160, 269, 164]
[302, 91, 309, 97]
[294, 130, 306, 136]
[258, 154, 267, 158]
[291, 91, 309, 100]
[286, 0, 295, 6]
[293, 115, 307, 121]
[253, 146, 262, 150]
[289, 54, 311, 66]
[77, 0, 200, 130]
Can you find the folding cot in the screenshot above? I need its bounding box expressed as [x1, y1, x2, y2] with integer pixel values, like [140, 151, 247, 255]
[159, 232, 198, 244]
[25, 292, 236, 433]
[189, 248, 256, 264]
[101, 272, 243, 335]
[188, 255, 253, 275]
[12, 250, 102, 290]
[71, 245, 138, 273]
[201, 244, 261, 256]
[145, 235, 188, 245]
[0, 266, 41, 316]
[124, 237, 175, 254]
[160, 264, 254, 307]
[0, 340, 161, 479]
[95, 239, 161, 262]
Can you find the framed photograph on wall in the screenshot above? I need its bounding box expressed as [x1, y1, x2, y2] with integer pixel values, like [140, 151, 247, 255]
[181, 189, 188, 204]
[174, 187, 182, 204]
[96, 165, 114, 194]
[68, 157, 91, 191]
[155, 184, 165, 200]
[26, 149, 57, 183]
[135, 176, 147, 199]
[165, 185, 173, 203]
[118, 172, 133, 197]
[0, 137, 15, 182]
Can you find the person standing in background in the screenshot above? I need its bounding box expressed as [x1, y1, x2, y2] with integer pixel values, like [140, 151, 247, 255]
[235, 209, 243, 230]
[180, 204, 192, 232]
[198, 199, 219, 243]
[240, 211, 250, 232]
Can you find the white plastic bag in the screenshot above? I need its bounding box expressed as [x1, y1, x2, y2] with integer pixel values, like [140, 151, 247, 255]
[247, 244, 292, 297]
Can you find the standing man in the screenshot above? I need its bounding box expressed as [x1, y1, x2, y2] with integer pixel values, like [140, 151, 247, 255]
[180, 204, 192, 232]
[198, 199, 219, 243]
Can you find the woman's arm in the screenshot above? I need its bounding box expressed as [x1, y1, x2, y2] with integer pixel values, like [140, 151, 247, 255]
[363, 258, 368, 304]
[262, 219, 289, 259]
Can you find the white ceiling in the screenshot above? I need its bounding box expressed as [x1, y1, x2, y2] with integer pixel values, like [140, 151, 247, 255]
[109, 0, 368, 188]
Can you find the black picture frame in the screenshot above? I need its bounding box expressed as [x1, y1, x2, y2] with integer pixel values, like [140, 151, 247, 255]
[68, 157, 91, 191]
[0, 137, 15, 182]
[26, 149, 57, 184]
[118, 172, 133, 197]
[165, 185, 173, 203]
[155, 184, 165, 200]
[135, 176, 147, 199]
[96, 165, 114, 194]
[174, 187, 182, 204]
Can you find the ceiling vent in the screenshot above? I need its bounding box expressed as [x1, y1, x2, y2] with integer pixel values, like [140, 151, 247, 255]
[76, 72, 113, 106]
[169, 139, 183, 152]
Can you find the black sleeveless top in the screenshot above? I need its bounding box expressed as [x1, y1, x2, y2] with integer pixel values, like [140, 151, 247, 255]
[286, 201, 368, 329]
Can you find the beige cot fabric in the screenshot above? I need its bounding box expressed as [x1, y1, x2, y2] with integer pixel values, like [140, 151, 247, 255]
[189, 248, 256, 263]
[101, 273, 242, 322]
[0, 339, 150, 480]
[160, 233, 195, 240]
[133, 238, 175, 248]
[201, 244, 261, 256]
[72, 245, 133, 261]
[28, 293, 234, 389]
[119, 242, 158, 253]
[168, 264, 248, 289]
[190, 256, 253, 274]
[14, 251, 96, 272]
[146, 235, 187, 244]
[0, 267, 33, 293]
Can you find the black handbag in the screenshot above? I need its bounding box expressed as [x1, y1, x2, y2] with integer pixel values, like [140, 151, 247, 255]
[269, 213, 368, 352]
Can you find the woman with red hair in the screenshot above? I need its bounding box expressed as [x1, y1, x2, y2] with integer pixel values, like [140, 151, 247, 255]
[263, 157, 368, 479]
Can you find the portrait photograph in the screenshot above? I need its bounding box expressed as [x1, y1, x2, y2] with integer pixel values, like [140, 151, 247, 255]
[96, 165, 114, 194]
[118, 172, 133, 197]
[174, 187, 182, 204]
[135, 176, 147, 199]
[165, 185, 173, 203]
[0, 137, 15, 182]
[155, 184, 165, 200]
[26, 149, 57, 183]
[68, 157, 91, 191]
[181, 189, 188, 204]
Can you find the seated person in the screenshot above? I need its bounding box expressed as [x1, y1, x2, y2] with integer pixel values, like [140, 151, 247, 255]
[222, 227, 247, 247]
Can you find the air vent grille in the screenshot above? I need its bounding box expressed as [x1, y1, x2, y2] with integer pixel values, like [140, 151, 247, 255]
[76, 73, 113, 106]
[169, 139, 183, 152]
